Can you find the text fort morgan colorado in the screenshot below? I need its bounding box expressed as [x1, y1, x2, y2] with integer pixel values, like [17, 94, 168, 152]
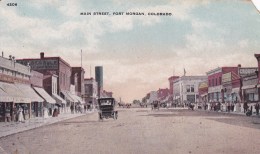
[113, 12, 172, 16]
[83, 12, 172, 16]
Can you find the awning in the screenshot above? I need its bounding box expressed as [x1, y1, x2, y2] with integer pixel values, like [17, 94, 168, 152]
[0, 88, 13, 102]
[231, 88, 240, 93]
[61, 90, 75, 102]
[52, 93, 66, 104]
[200, 93, 208, 97]
[71, 94, 84, 104]
[242, 85, 256, 90]
[0, 82, 31, 103]
[33, 87, 56, 104]
[15, 84, 44, 102]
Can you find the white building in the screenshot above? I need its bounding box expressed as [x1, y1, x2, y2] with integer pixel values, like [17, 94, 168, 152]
[148, 91, 158, 104]
[173, 76, 207, 105]
[84, 78, 98, 107]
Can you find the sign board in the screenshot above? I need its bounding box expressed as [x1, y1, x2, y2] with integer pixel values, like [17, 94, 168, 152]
[222, 72, 232, 83]
[239, 68, 258, 77]
[17, 59, 59, 70]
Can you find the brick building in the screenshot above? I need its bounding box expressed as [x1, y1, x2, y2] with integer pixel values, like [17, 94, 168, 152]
[17, 52, 75, 110]
[206, 67, 238, 103]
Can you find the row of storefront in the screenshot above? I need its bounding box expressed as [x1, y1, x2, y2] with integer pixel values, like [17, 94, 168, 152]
[0, 53, 86, 122]
[0, 81, 86, 122]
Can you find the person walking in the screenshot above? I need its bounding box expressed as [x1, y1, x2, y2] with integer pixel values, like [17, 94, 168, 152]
[243, 102, 248, 113]
[18, 106, 24, 122]
[255, 102, 259, 115]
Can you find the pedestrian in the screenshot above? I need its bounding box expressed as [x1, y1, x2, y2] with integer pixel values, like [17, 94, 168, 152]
[70, 104, 74, 114]
[255, 102, 259, 115]
[84, 105, 87, 113]
[18, 106, 24, 122]
[43, 107, 49, 118]
[53, 108, 58, 117]
[243, 102, 248, 113]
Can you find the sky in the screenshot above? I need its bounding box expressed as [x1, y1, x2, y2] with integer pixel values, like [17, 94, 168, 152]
[0, 0, 260, 103]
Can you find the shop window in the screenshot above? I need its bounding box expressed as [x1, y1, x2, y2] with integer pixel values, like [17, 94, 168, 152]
[254, 94, 259, 101]
[248, 93, 254, 102]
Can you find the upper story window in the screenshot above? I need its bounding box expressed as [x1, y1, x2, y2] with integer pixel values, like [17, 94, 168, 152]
[190, 85, 194, 92]
[186, 85, 190, 92]
[219, 77, 222, 85]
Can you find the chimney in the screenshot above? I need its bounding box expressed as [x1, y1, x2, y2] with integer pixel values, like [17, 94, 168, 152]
[40, 52, 44, 59]
[237, 64, 241, 68]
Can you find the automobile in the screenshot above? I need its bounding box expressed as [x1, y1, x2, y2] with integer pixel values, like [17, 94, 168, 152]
[98, 97, 118, 121]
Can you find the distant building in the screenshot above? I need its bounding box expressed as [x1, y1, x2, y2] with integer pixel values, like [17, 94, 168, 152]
[71, 67, 85, 97]
[173, 76, 207, 105]
[102, 90, 113, 98]
[148, 91, 158, 104]
[84, 78, 98, 106]
[157, 88, 170, 102]
[207, 67, 238, 103]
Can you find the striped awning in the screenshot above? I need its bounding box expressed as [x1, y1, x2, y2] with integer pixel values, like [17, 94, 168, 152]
[0, 82, 31, 103]
[15, 84, 44, 102]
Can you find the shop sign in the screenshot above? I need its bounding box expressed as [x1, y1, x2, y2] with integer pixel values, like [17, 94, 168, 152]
[239, 68, 258, 77]
[208, 85, 222, 93]
[17, 59, 58, 70]
[222, 72, 231, 83]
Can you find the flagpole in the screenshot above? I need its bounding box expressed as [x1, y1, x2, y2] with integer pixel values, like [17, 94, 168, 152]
[81, 49, 82, 68]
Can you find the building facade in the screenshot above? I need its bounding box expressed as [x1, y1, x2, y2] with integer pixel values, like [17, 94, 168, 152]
[0, 55, 43, 122]
[17, 52, 73, 109]
[207, 67, 238, 103]
[84, 78, 98, 107]
[71, 67, 85, 97]
[173, 76, 207, 105]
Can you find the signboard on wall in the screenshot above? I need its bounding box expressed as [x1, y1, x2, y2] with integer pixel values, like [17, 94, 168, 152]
[17, 59, 59, 70]
[222, 72, 232, 83]
[239, 68, 258, 77]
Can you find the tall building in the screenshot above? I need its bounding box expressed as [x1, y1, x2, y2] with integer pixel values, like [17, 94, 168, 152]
[95, 66, 103, 98]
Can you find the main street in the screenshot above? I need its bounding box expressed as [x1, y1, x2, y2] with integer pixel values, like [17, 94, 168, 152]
[0, 108, 260, 154]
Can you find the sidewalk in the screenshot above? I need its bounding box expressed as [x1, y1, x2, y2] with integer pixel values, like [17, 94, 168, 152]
[0, 111, 95, 138]
[195, 108, 260, 117]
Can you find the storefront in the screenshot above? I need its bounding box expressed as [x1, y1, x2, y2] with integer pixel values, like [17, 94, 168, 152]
[242, 74, 258, 103]
[15, 83, 44, 118]
[33, 86, 57, 116]
[0, 81, 31, 122]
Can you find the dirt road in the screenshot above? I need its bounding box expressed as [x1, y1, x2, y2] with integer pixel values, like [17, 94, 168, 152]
[0, 108, 260, 154]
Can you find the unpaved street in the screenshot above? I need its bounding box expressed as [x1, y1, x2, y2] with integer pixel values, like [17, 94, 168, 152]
[0, 108, 260, 154]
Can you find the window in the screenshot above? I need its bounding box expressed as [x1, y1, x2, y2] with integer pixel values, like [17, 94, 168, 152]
[219, 77, 222, 85]
[186, 85, 190, 92]
[212, 79, 214, 86]
[190, 85, 194, 92]
[215, 78, 217, 86]
[208, 80, 211, 86]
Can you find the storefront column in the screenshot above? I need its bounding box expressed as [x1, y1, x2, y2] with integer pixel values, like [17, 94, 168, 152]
[29, 103, 31, 119]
